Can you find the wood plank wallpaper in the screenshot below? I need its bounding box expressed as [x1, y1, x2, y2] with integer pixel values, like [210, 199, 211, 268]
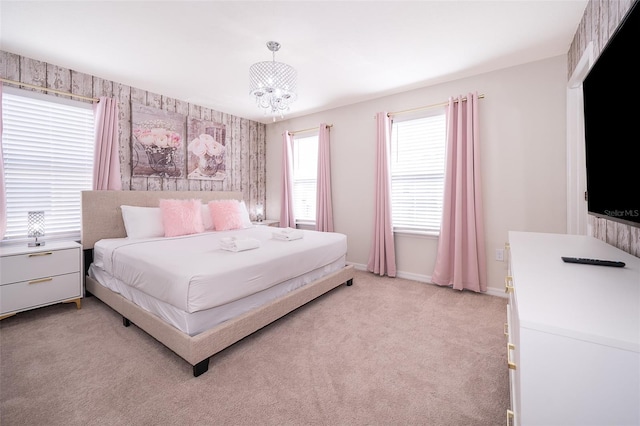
[0, 50, 267, 220]
[567, 0, 640, 257]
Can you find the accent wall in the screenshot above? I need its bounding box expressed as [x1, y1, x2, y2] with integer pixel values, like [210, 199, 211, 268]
[0, 50, 267, 218]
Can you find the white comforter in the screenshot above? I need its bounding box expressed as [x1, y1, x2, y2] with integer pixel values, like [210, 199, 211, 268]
[93, 226, 347, 313]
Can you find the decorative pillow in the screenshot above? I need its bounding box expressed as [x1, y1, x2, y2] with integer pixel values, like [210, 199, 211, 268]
[159, 198, 205, 237]
[208, 199, 244, 231]
[120, 205, 164, 239]
[201, 204, 214, 231]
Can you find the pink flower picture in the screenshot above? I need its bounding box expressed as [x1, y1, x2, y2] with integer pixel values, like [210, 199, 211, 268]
[186, 118, 227, 181]
[132, 104, 186, 178]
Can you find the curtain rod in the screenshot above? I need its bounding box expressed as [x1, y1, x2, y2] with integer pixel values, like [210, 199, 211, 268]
[288, 124, 333, 135]
[385, 94, 485, 118]
[0, 77, 100, 103]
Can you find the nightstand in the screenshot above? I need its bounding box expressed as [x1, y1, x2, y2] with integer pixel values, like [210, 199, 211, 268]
[0, 241, 83, 320]
[252, 219, 280, 227]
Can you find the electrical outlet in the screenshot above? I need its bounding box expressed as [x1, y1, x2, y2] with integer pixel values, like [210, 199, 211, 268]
[495, 248, 504, 262]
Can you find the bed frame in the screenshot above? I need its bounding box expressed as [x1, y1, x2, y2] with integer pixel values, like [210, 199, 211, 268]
[81, 190, 354, 377]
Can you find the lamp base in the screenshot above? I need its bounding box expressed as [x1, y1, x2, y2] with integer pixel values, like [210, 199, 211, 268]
[28, 240, 45, 247]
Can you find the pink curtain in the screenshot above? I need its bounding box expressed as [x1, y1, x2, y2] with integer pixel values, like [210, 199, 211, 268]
[0, 83, 6, 239]
[432, 93, 487, 292]
[315, 123, 334, 232]
[367, 112, 396, 277]
[280, 131, 296, 228]
[93, 97, 122, 190]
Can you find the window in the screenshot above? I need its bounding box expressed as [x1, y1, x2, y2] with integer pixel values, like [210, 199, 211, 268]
[2, 87, 95, 242]
[390, 110, 446, 235]
[291, 133, 318, 223]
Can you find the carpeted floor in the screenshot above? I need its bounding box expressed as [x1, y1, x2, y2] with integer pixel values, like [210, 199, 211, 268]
[0, 270, 509, 425]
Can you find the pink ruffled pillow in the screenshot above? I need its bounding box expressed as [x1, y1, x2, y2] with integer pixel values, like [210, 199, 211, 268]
[159, 198, 205, 237]
[208, 199, 244, 231]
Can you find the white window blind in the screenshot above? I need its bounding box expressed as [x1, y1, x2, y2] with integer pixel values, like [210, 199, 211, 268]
[2, 87, 95, 242]
[390, 110, 446, 234]
[292, 134, 318, 223]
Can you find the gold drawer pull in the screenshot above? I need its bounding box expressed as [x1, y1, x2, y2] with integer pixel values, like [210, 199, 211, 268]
[504, 322, 509, 336]
[507, 343, 517, 370]
[29, 277, 53, 285]
[507, 409, 514, 426]
[28, 252, 53, 257]
[505, 276, 514, 293]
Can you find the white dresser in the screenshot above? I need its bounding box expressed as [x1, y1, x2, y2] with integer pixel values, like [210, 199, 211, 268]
[0, 241, 83, 319]
[506, 231, 639, 426]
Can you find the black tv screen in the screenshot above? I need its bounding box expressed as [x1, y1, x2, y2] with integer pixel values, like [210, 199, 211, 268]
[582, 0, 640, 226]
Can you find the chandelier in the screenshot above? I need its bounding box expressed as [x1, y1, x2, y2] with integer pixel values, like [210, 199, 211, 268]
[249, 41, 297, 120]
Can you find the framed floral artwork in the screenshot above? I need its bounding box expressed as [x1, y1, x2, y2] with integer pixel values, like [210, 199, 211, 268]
[131, 104, 186, 178]
[186, 117, 227, 180]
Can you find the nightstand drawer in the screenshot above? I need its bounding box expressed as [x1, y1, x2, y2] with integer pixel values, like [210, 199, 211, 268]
[0, 248, 80, 285]
[0, 272, 82, 314]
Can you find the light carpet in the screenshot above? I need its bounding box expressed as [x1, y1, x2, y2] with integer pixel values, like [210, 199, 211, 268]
[0, 270, 509, 425]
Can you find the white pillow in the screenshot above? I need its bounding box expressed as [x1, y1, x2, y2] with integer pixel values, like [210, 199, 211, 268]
[120, 205, 164, 239]
[239, 200, 253, 228]
[201, 204, 214, 231]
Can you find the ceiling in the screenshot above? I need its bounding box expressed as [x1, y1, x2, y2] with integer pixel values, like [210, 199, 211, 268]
[0, 1, 588, 124]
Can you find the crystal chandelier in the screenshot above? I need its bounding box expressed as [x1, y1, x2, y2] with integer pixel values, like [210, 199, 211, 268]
[249, 41, 297, 120]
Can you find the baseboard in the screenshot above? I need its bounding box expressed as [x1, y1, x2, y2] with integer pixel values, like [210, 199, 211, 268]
[347, 261, 507, 298]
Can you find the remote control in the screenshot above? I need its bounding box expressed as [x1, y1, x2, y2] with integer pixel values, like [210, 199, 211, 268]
[561, 257, 625, 267]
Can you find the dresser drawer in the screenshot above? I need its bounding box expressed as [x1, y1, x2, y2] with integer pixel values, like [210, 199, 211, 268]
[0, 272, 81, 314]
[506, 304, 518, 422]
[0, 248, 80, 285]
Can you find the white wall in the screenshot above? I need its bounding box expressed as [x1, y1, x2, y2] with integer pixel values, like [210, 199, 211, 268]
[266, 55, 568, 294]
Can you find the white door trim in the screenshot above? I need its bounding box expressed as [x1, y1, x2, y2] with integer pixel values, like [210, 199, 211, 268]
[566, 42, 594, 235]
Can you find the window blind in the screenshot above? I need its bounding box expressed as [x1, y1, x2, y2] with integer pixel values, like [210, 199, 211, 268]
[292, 134, 318, 222]
[390, 111, 446, 234]
[2, 88, 95, 241]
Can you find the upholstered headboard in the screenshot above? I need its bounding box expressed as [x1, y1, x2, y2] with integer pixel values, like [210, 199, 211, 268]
[81, 190, 243, 249]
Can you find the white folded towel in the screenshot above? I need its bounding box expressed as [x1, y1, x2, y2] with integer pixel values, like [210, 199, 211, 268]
[219, 237, 261, 252]
[272, 227, 304, 241]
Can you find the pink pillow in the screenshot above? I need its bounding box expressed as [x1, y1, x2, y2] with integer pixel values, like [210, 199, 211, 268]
[159, 199, 205, 237]
[208, 200, 244, 231]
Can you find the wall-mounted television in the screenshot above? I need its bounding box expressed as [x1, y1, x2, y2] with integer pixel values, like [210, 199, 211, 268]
[582, 0, 640, 227]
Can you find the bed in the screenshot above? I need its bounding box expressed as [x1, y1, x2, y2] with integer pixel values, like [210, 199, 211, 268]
[81, 190, 354, 377]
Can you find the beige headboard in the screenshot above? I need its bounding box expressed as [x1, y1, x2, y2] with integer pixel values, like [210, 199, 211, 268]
[81, 190, 243, 249]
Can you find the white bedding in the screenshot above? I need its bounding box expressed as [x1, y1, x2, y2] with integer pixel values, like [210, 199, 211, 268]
[89, 256, 345, 336]
[93, 226, 347, 314]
